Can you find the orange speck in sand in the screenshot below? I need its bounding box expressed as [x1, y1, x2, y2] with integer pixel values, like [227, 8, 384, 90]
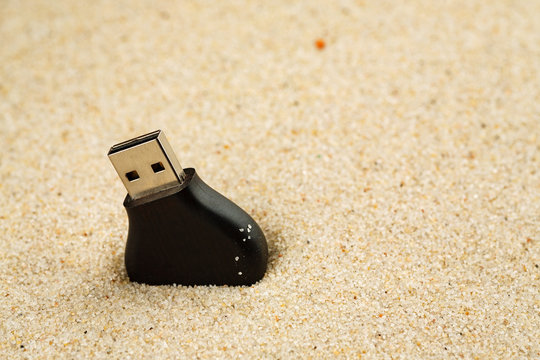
[315, 39, 326, 50]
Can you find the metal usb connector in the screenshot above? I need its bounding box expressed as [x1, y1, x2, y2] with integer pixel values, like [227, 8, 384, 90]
[108, 130, 186, 200]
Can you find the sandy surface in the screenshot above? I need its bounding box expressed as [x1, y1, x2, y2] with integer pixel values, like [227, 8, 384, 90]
[1, 0, 539, 358]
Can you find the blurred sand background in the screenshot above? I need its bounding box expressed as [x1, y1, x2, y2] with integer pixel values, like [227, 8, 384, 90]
[1, 0, 539, 358]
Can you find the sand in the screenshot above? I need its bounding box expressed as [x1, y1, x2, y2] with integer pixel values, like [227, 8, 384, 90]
[1, 0, 539, 358]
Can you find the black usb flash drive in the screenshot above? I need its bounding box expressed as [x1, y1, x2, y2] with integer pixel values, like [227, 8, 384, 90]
[108, 130, 268, 286]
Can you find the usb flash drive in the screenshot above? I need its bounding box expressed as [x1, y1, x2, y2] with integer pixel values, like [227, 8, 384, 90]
[108, 130, 268, 286]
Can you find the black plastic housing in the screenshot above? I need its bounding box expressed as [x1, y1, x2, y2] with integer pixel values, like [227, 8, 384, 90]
[123, 168, 268, 286]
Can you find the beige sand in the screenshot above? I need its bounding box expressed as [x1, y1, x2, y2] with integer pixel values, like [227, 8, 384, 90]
[1, 0, 539, 358]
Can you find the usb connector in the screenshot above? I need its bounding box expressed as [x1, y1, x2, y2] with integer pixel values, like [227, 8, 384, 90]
[107, 130, 268, 285]
[108, 130, 186, 200]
